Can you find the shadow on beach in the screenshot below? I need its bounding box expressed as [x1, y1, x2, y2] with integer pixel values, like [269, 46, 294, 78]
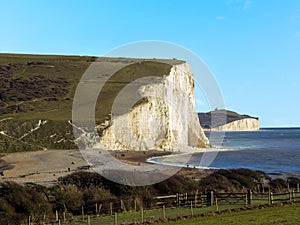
[0, 159, 14, 175]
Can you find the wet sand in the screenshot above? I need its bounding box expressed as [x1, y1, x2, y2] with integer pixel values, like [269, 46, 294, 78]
[112, 150, 171, 165]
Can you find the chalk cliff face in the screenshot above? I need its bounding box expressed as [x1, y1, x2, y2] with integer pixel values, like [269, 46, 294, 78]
[100, 63, 209, 151]
[209, 118, 259, 131]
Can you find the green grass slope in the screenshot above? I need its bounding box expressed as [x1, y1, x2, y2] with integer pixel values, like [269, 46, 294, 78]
[0, 53, 180, 152]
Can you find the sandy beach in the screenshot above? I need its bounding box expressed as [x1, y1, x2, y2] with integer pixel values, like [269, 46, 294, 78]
[0, 149, 213, 186]
[0, 150, 87, 186]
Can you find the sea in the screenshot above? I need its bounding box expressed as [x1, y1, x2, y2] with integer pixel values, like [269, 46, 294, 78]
[149, 128, 300, 178]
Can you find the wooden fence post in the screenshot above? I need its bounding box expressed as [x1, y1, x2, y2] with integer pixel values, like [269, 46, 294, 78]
[63, 211, 66, 222]
[207, 191, 214, 206]
[134, 199, 137, 211]
[195, 189, 198, 208]
[297, 183, 299, 193]
[114, 213, 118, 225]
[82, 206, 85, 220]
[28, 215, 31, 225]
[141, 207, 144, 224]
[121, 199, 126, 212]
[55, 210, 58, 221]
[190, 201, 194, 216]
[176, 193, 179, 208]
[163, 205, 166, 219]
[98, 204, 102, 215]
[247, 190, 252, 205]
[88, 215, 91, 225]
[110, 202, 113, 216]
[95, 203, 98, 215]
[215, 198, 219, 212]
[268, 192, 273, 204]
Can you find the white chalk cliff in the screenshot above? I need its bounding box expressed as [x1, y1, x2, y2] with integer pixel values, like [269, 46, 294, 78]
[208, 118, 259, 132]
[100, 62, 209, 151]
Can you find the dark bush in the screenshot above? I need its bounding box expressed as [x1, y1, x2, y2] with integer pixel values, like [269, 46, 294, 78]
[83, 186, 116, 206]
[287, 177, 300, 189]
[199, 169, 267, 192]
[153, 175, 198, 195]
[0, 182, 52, 223]
[0, 198, 14, 215]
[50, 185, 83, 212]
[269, 178, 288, 192]
[200, 172, 235, 192]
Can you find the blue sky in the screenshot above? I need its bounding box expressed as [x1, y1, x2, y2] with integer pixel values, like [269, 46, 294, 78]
[0, 0, 300, 127]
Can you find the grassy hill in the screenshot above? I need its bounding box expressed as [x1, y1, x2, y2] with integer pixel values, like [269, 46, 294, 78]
[0, 53, 95, 120]
[0, 53, 181, 152]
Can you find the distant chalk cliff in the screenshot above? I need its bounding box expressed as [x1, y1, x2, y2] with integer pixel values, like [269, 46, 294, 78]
[198, 110, 259, 131]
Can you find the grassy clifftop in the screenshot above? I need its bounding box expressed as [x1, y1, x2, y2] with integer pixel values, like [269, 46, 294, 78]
[0, 54, 94, 152]
[0, 53, 180, 152]
[0, 53, 94, 120]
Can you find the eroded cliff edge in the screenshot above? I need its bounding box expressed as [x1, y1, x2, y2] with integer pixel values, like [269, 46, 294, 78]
[100, 62, 209, 151]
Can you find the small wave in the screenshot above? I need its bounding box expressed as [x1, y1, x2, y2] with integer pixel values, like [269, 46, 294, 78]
[146, 157, 220, 170]
[147, 147, 243, 164]
[208, 146, 246, 152]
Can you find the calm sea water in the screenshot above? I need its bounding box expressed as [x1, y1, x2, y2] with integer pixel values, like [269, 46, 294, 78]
[204, 128, 300, 176]
[151, 128, 300, 177]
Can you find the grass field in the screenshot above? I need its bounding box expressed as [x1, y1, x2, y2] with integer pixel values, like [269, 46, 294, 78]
[69, 203, 300, 225]
[160, 204, 300, 225]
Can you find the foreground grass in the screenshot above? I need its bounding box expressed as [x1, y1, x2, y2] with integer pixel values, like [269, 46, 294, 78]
[161, 203, 300, 225]
[71, 203, 299, 225]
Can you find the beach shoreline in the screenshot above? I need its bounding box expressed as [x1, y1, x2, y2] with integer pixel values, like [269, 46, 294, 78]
[0, 149, 215, 185]
[0, 148, 298, 185]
